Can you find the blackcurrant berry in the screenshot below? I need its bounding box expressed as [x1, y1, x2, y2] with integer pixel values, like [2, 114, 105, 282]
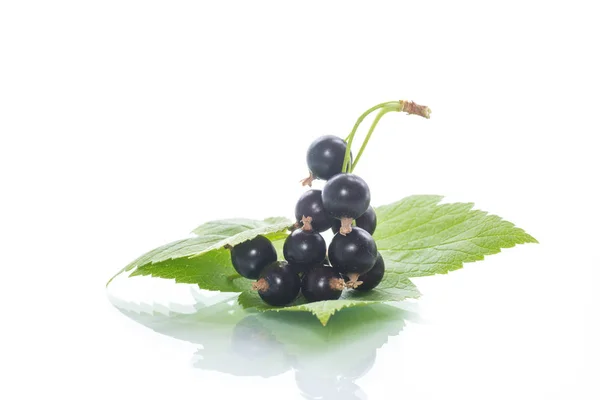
[287, 262, 310, 276]
[322, 173, 370, 234]
[304, 135, 350, 184]
[230, 235, 277, 279]
[283, 216, 326, 266]
[328, 227, 377, 288]
[252, 261, 301, 306]
[354, 252, 385, 291]
[331, 205, 377, 235]
[301, 265, 345, 302]
[295, 189, 332, 233]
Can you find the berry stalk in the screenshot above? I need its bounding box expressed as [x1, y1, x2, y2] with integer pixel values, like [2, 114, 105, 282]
[342, 101, 398, 172]
[342, 100, 431, 173]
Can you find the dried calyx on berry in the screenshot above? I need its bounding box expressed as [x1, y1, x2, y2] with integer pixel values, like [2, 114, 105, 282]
[301, 135, 351, 187]
[331, 205, 377, 236]
[354, 252, 385, 291]
[295, 189, 332, 233]
[322, 173, 371, 235]
[252, 261, 301, 307]
[328, 227, 378, 289]
[301, 265, 345, 302]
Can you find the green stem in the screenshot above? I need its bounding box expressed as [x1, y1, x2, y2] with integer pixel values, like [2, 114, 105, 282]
[343, 99, 432, 173]
[350, 105, 399, 172]
[343, 101, 396, 142]
[342, 101, 398, 172]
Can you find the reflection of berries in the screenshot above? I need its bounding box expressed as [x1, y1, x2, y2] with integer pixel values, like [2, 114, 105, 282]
[230, 235, 277, 279]
[322, 173, 370, 235]
[295, 189, 332, 233]
[252, 261, 301, 306]
[283, 216, 326, 266]
[332, 205, 377, 235]
[301, 265, 345, 302]
[295, 370, 338, 399]
[328, 227, 377, 288]
[339, 349, 377, 379]
[355, 252, 385, 291]
[231, 316, 282, 360]
[305, 135, 349, 182]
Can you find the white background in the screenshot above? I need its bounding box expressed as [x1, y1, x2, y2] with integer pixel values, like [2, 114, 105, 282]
[1, 1, 599, 399]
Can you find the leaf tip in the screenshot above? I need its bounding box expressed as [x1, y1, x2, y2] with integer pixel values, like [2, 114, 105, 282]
[317, 314, 331, 326]
[525, 234, 539, 244]
[106, 272, 120, 287]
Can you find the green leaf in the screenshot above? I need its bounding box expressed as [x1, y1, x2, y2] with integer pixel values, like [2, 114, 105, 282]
[107, 195, 536, 326]
[236, 195, 536, 325]
[189, 217, 292, 247]
[107, 217, 292, 288]
[237, 273, 421, 325]
[130, 248, 253, 292]
[271, 237, 286, 260]
[191, 217, 291, 237]
[373, 195, 538, 278]
[106, 235, 225, 287]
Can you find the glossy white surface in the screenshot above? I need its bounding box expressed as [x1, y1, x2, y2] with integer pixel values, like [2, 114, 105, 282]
[1, 1, 598, 399]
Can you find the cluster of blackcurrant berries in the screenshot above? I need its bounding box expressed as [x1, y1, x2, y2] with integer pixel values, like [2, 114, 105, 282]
[229, 135, 384, 307]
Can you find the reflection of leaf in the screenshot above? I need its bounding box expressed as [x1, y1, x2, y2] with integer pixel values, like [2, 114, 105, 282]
[113, 297, 292, 378]
[109, 291, 412, 397]
[256, 303, 411, 351]
[107, 217, 291, 288]
[238, 274, 420, 325]
[194, 315, 291, 377]
[109, 294, 411, 378]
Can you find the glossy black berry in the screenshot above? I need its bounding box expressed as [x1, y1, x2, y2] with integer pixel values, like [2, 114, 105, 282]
[295, 189, 332, 233]
[355, 252, 385, 291]
[331, 205, 377, 235]
[230, 235, 277, 279]
[287, 262, 310, 276]
[283, 221, 326, 266]
[328, 227, 377, 285]
[306, 135, 350, 180]
[253, 261, 301, 307]
[301, 265, 345, 302]
[322, 173, 371, 220]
